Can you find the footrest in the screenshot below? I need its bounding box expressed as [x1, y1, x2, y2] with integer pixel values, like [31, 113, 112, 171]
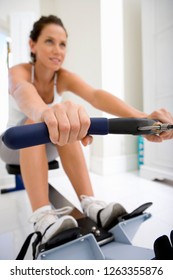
[37, 234, 105, 260]
[105, 202, 153, 230]
[38, 217, 114, 256]
[121, 202, 153, 221]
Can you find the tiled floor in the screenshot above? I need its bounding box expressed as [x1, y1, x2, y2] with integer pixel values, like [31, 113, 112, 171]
[0, 169, 173, 260]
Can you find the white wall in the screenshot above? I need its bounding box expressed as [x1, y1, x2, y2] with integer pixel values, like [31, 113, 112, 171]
[0, 33, 8, 134]
[0, 0, 40, 21]
[0, 0, 40, 133]
[48, 0, 102, 108]
[0, 0, 40, 187]
[123, 0, 143, 157]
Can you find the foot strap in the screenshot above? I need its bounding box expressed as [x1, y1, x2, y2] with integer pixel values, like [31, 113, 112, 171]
[96, 209, 104, 228]
[16, 231, 42, 260]
[16, 227, 80, 260]
[37, 227, 80, 255]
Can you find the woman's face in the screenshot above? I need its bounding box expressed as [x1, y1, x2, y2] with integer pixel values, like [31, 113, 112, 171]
[30, 23, 67, 70]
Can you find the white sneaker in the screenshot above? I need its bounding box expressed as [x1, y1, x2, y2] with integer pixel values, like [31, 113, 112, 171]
[80, 195, 127, 229]
[29, 205, 78, 243]
[99, 202, 127, 229]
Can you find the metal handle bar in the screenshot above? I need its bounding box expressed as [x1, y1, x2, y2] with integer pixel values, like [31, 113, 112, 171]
[2, 117, 157, 150]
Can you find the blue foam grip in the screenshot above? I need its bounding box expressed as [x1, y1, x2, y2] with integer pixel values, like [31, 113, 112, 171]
[88, 118, 109, 135]
[2, 118, 109, 150]
[2, 122, 50, 150]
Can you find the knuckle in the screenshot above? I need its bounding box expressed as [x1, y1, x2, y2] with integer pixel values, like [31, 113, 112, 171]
[64, 100, 74, 109]
[41, 108, 51, 120]
[46, 118, 57, 128]
[53, 103, 63, 112]
[160, 108, 167, 113]
[71, 122, 80, 133]
[80, 117, 90, 133]
[83, 117, 90, 128]
[59, 122, 70, 133]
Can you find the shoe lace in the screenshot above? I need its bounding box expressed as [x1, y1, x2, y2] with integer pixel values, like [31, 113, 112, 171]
[80, 195, 107, 213]
[29, 206, 73, 224]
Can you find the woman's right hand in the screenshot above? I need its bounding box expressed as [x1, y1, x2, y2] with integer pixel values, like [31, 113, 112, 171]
[41, 101, 93, 146]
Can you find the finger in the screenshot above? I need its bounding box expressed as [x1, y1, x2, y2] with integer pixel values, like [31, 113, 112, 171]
[160, 131, 173, 141]
[77, 106, 91, 140]
[66, 106, 80, 143]
[149, 109, 173, 124]
[81, 135, 93, 146]
[55, 109, 70, 145]
[144, 134, 163, 143]
[42, 109, 59, 144]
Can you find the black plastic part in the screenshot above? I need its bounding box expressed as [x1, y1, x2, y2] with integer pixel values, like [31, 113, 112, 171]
[5, 160, 59, 175]
[109, 118, 156, 135]
[122, 202, 153, 220]
[154, 235, 173, 260]
[38, 227, 81, 254]
[78, 217, 113, 245]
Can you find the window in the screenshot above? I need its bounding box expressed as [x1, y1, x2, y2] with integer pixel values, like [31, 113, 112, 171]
[0, 33, 11, 133]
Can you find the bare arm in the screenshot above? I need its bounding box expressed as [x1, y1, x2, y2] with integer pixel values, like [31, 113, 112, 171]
[62, 70, 147, 118]
[89, 89, 147, 118]
[8, 66, 91, 146]
[9, 66, 48, 122]
[63, 70, 173, 142]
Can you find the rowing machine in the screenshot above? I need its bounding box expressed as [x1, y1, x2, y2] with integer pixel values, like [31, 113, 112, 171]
[2, 118, 173, 259]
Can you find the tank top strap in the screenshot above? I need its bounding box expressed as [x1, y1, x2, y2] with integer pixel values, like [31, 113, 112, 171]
[31, 64, 34, 84]
[31, 64, 58, 93]
[53, 71, 58, 95]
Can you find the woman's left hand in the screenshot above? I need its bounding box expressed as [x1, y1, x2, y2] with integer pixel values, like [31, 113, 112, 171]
[145, 108, 173, 142]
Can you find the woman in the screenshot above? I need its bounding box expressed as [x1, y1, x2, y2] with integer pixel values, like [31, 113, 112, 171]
[0, 15, 173, 244]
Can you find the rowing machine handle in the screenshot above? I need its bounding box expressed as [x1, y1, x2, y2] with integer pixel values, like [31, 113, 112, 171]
[2, 117, 155, 150]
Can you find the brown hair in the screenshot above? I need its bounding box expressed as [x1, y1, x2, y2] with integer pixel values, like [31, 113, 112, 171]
[30, 15, 67, 62]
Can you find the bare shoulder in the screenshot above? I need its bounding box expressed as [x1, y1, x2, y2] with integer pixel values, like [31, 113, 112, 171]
[57, 68, 94, 100]
[9, 63, 32, 81]
[58, 68, 76, 81]
[57, 68, 78, 92]
[58, 67, 85, 85]
[8, 63, 33, 94]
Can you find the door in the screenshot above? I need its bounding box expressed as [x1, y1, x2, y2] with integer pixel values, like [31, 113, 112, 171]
[140, 0, 173, 180]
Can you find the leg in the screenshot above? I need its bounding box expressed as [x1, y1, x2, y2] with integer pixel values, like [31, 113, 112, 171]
[57, 141, 94, 198]
[19, 119, 51, 211]
[20, 119, 77, 243]
[20, 141, 49, 211]
[58, 141, 127, 228]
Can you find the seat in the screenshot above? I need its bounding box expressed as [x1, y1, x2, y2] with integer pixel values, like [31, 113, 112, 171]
[1, 160, 59, 194]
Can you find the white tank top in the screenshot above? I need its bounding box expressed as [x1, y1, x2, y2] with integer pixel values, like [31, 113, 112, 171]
[7, 65, 62, 128]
